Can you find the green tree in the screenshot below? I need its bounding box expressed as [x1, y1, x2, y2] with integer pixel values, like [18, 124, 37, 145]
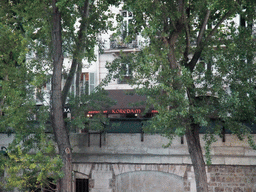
[0, 0, 117, 191]
[106, 0, 256, 191]
[0, 3, 63, 190]
[51, 1, 117, 191]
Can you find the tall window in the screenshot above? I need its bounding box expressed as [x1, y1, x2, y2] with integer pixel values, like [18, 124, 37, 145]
[121, 10, 133, 41]
[68, 72, 95, 96]
[89, 72, 95, 94]
[118, 63, 132, 84]
[80, 72, 89, 95]
[110, 10, 137, 49]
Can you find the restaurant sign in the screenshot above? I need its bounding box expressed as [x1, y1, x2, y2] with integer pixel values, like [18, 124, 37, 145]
[111, 108, 141, 114]
[87, 108, 158, 115]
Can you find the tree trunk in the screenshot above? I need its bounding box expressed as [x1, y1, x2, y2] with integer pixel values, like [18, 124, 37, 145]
[75, 62, 82, 97]
[0, 75, 8, 117]
[51, 1, 72, 192]
[165, 18, 209, 191]
[185, 123, 208, 192]
[62, 0, 90, 106]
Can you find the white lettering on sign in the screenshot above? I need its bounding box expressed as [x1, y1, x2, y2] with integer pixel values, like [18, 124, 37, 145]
[111, 109, 142, 114]
[64, 108, 71, 113]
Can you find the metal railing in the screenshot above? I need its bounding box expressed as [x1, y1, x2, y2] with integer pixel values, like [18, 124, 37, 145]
[110, 37, 138, 49]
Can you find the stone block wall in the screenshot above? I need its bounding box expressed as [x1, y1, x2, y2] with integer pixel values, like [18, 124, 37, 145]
[73, 164, 256, 192]
[207, 165, 256, 192]
[2, 133, 256, 191]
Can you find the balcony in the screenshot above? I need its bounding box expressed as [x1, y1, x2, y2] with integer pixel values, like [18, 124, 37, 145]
[117, 75, 132, 84]
[110, 36, 138, 50]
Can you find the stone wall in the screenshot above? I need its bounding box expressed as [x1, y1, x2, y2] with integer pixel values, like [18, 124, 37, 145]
[70, 133, 256, 166]
[207, 165, 256, 192]
[73, 163, 256, 192]
[1, 133, 256, 191]
[73, 163, 189, 192]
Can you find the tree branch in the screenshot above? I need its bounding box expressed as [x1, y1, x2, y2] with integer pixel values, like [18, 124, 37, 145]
[197, 9, 211, 46]
[177, 0, 185, 15]
[183, 15, 190, 66]
[62, 0, 90, 106]
[0, 75, 8, 116]
[187, 9, 234, 72]
[205, 10, 233, 43]
[75, 61, 82, 97]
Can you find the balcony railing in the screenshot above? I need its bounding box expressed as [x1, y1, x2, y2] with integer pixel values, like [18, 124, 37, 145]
[110, 37, 138, 49]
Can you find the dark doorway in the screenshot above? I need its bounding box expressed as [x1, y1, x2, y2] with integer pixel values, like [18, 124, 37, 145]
[76, 179, 89, 192]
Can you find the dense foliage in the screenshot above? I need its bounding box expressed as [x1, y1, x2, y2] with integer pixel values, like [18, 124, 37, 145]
[106, 0, 256, 191]
[0, 0, 117, 191]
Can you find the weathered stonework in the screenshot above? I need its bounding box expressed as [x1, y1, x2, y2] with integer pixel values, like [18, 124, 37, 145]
[2, 133, 256, 191]
[207, 165, 256, 192]
[73, 164, 256, 192]
[112, 164, 187, 177]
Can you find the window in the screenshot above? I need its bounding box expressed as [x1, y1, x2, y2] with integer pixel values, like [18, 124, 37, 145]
[110, 10, 137, 49]
[35, 87, 43, 103]
[89, 72, 95, 94]
[80, 72, 95, 95]
[76, 179, 89, 192]
[80, 72, 89, 95]
[121, 10, 133, 41]
[118, 63, 132, 84]
[67, 72, 95, 97]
